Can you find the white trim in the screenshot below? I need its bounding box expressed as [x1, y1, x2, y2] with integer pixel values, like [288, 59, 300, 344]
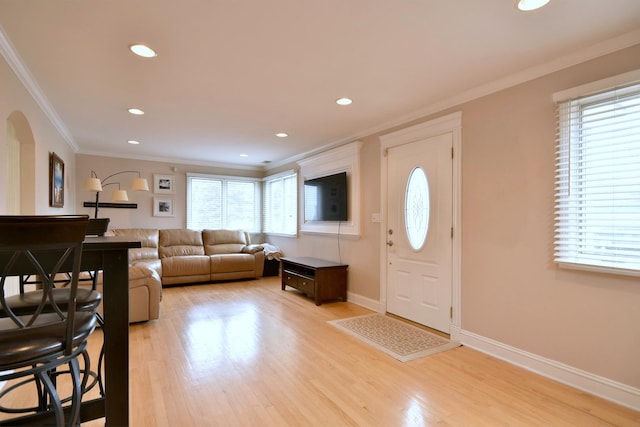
[186, 171, 261, 182]
[552, 68, 640, 102]
[460, 329, 640, 411]
[82, 150, 265, 171]
[378, 112, 462, 332]
[0, 25, 78, 151]
[559, 262, 640, 278]
[346, 292, 380, 312]
[262, 169, 297, 181]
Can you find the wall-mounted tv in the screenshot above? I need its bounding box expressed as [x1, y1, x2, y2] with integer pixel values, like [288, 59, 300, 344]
[304, 172, 348, 222]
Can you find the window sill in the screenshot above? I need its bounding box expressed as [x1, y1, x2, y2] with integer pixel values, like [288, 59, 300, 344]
[558, 262, 640, 278]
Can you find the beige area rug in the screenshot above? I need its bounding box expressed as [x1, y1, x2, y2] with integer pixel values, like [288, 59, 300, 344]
[328, 314, 461, 362]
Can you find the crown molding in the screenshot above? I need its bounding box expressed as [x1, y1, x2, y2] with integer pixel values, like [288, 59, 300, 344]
[78, 149, 264, 173]
[0, 24, 78, 151]
[267, 29, 640, 172]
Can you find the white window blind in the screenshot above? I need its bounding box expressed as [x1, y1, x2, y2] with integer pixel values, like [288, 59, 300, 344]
[554, 78, 640, 275]
[187, 173, 260, 232]
[263, 171, 297, 236]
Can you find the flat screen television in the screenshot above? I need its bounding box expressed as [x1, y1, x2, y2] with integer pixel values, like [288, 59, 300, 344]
[304, 172, 348, 222]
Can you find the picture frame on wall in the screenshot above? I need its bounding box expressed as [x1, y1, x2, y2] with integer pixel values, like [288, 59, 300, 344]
[49, 152, 64, 208]
[154, 174, 175, 194]
[153, 197, 175, 217]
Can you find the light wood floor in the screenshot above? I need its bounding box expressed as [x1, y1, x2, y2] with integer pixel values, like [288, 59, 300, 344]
[3, 276, 639, 426]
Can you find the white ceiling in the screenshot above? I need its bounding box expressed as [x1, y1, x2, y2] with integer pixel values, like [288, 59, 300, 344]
[1, 0, 639, 170]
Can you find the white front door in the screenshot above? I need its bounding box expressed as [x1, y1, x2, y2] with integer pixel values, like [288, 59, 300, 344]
[386, 132, 453, 333]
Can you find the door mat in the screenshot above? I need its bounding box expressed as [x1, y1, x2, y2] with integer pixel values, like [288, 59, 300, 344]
[328, 314, 460, 362]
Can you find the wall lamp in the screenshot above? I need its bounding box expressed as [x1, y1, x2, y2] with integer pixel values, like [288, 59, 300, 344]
[83, 170, 150, 218]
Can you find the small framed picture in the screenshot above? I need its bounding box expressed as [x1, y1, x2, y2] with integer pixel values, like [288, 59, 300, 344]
[49, 152, 64, 208]
[154, 174, 175, 194]
[153, 197, 175, 217]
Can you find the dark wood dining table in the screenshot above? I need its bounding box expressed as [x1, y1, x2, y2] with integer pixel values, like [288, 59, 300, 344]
[0, 235, 140, 427]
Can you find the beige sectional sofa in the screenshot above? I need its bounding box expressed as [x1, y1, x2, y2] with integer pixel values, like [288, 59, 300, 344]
[107, 228, 265, 286]
[99, 228, 264, 323]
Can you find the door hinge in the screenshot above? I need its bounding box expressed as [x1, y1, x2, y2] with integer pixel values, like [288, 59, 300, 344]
[451, 147, 454, 159]
[450, 306, 453, 319]
[451, 227, 454, 238]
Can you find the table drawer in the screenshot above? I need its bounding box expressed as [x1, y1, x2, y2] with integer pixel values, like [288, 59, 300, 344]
[283, 271, 299, 288]
[297, 276, 315, 295]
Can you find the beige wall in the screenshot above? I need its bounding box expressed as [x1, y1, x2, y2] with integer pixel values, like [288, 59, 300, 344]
[75, 154, 262, 230]
[457, 45, 640, 388]
[0, 53, 76, 215]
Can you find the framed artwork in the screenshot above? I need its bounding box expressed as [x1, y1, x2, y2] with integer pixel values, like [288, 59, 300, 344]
[49, 152, 64, 207]
[154, 174, 175, 194]
[153, 197, 175, 217]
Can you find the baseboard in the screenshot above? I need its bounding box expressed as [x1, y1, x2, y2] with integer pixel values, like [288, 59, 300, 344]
[346, 291, 380, 312]
[460, 329, 640, 411]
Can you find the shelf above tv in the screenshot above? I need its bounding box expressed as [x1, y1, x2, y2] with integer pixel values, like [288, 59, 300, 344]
[298, 141, 362, 237]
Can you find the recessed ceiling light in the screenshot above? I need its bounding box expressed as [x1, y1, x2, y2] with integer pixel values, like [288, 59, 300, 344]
[336, 97, 353, 106]
[127, 140, 140, 145]
[128, 108, 145, 115]
[275, 133, 288, 138]
[129, 44, 157, 58]
[516, 0, 551, 11]
[240, 153, 249, 157]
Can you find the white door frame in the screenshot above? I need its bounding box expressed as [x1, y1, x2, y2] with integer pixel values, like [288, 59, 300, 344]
[379, 112, 462, 340]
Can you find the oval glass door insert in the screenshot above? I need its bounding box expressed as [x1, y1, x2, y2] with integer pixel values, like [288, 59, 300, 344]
[405, 167, 430, 250]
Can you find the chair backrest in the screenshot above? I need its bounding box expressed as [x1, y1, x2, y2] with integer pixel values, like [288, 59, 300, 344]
[0, 215, 89, 354]
[86, 217, 110, 236]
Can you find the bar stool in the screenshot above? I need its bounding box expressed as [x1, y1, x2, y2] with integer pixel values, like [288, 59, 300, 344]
[0, 215, 97, 426]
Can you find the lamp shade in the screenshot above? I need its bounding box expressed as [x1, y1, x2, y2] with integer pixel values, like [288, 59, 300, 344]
[132, 177, 150, 191]
[112, 190, 129, 202]
[85, 177, 103, 192]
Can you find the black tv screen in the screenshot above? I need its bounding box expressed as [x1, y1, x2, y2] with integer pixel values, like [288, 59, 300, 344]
[304, 172, 348, 222]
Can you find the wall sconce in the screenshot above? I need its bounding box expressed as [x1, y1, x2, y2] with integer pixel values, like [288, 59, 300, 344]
[83, 170, 150, 218]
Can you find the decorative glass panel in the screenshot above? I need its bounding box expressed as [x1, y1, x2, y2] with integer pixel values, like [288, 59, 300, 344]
[405, 167, 430, 250]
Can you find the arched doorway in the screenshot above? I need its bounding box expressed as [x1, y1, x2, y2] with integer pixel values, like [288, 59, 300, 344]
[6, 110, 36, 214]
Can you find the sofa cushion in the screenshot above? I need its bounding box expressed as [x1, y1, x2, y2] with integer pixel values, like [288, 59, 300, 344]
[207, 243, 245, 254]
[203, 229, 246, 254]
[202, 229, 247, 245]
[161, 255, 210, 277]
[210, 254, 256, 274]
[159, 229, 205, 258]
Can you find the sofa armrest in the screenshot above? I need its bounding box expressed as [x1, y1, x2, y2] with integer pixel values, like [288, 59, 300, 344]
[129, 264, 162, 322]
[242, 244, 264, 254]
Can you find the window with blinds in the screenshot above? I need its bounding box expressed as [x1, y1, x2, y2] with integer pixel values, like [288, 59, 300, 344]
[554, 75, 640, 275]
[263, 171, 297, 236]
[186, 173, 261, 232]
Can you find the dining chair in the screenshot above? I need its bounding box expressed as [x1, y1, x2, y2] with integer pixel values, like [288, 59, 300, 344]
[18, 217, 110, 292]
[0, 215, 97, 426]
[4, 217, 111, 403]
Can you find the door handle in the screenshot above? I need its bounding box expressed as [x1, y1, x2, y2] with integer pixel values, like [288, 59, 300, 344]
[387, 240, 394, 246]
